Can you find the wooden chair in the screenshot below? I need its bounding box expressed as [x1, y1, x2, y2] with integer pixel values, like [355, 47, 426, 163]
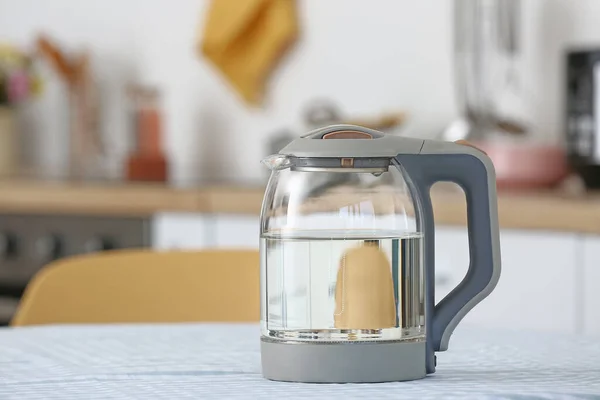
[11, 249, 260, 326]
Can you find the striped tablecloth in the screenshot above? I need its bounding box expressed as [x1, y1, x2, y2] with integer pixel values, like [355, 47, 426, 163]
[0, 323, 598, 399]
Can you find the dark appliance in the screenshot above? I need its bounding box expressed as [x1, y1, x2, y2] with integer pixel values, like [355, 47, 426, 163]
[566, 48, 600, 188]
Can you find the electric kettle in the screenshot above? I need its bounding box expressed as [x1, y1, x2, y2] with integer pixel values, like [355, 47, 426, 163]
[259, 124, 501, 383]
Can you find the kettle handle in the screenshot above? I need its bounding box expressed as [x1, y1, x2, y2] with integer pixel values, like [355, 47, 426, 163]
[395, 140, 501, 372]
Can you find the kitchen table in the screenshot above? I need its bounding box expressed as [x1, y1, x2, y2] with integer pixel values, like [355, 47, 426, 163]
[0, 323, 598, 399]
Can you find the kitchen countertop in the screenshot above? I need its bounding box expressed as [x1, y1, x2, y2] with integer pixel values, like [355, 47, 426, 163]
[1, 180, 600, 234]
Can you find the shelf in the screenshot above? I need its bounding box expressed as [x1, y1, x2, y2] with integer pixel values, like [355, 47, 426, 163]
[1, 179, 600, 233]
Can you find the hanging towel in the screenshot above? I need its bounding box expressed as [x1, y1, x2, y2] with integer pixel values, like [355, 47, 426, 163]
[199, 0, 298, 105]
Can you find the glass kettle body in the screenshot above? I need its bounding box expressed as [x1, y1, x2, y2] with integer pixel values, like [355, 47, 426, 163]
[259, 125, 501, 383]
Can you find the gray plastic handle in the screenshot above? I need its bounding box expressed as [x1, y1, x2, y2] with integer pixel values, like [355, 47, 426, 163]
[395, 140, 501, 373]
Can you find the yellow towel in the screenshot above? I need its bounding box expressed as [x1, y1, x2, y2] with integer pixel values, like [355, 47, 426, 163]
[199, 0, 298, 106]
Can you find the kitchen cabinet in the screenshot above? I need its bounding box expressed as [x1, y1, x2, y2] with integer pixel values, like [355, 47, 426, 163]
[435, 227, 579, 334]
[151, 213, 211, 250]
[455, 229, 578, 334]
[213, 215, 260, 249]
[152, 213, 259, 249]
[582, 236, 600, 336]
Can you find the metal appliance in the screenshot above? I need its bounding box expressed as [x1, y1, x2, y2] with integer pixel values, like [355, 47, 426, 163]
[566, 48, 600, 189]
[0, 214, 150, 324]
[444, 0, 527, 142]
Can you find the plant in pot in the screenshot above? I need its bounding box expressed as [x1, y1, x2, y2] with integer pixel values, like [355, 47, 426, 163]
[0, 43, 43, 178]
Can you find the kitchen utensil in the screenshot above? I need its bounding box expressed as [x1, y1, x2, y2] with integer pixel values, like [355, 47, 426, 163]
[36, 36, 77, 86]
[444, 0, 528, 141]
[37, 35, 105, 180]
[69, 51, 105, 180]
[259, 124, 501, 383]
[474, 141, 569, 189]
[494, 0, 528, 135]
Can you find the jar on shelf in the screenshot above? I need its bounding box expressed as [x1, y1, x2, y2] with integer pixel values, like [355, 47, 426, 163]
[125, 85, 168, 182]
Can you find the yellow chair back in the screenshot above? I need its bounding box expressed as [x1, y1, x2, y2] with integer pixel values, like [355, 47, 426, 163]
[11, 249, 260, 326]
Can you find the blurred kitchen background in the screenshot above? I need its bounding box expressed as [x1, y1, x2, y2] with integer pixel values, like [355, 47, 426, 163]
[1, 0, 591, 185]
[1, 0, 600, 336]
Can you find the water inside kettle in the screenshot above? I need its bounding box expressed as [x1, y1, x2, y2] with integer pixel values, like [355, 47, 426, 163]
[260, 230, 425, 342]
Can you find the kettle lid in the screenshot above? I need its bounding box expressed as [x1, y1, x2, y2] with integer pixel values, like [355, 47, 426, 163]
[279, 124, 424, 158]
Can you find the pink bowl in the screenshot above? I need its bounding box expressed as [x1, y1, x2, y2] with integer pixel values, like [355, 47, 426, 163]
[472, 141, 570, 190]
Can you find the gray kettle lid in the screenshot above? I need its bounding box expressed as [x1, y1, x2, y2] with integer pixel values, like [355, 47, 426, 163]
[279, 125, 425, 158]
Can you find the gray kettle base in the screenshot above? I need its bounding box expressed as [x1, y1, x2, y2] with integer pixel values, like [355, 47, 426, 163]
[260, 338, 426, 383]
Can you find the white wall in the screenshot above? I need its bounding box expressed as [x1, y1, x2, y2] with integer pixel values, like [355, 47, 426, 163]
[2, 0, 600, 185]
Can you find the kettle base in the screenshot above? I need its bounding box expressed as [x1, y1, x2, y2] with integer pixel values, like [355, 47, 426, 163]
[260, 338, 426, 383]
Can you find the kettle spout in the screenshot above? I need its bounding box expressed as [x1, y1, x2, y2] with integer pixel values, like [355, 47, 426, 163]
[261, 154, 292, 171]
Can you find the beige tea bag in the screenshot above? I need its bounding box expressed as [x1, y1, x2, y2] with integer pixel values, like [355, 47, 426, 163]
[334, 242, 397, 329]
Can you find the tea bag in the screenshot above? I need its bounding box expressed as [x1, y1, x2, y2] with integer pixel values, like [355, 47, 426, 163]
[334, 242, 396, 329]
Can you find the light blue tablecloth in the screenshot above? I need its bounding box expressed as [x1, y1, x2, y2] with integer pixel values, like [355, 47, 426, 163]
[0, 323, 598, 399]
